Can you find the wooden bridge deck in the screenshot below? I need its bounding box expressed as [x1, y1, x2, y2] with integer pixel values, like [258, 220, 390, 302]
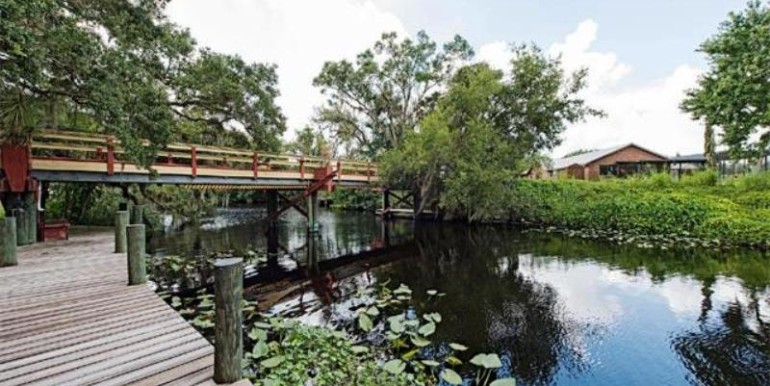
[0, 231, 246, 386]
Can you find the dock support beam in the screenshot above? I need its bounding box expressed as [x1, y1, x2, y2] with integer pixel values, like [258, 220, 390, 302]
[214, 258, 243, 384]
[115, 211, 129, 253]
[126, 224, 147, 285]
[1, 217, 17, 266]
[307, 191, 319, 233]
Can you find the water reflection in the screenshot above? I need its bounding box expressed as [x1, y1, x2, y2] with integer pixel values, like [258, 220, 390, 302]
[153, 211, 770, 385]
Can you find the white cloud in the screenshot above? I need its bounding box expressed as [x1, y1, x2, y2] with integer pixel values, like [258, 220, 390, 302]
[478, 19, 704, 157]
[166, 0, 407, 138]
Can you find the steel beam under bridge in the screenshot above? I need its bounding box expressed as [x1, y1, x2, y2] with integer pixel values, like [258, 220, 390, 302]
[31, 171, 373, 189]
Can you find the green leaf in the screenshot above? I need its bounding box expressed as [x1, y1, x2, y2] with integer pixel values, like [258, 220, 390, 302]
[421, 360, 440, 367]
[251, 341, 269, 359]
[449, 343, 468, 351]
[366, 306, 380, 316]
[446, 356, 463, 366]
[350, 345, 369, 354]
[427, 289, 438, 296]
[490, 378, 517, 386]
[383, 359, 406, 375]
[470, 353, 503, 369]
[418, 322, 436, 336]
[389, 318, 405, 334]
[260, 356, 284, 369]
[247, 327, 267, 342]
[410, 335, 431, 347]
[358, 313, 373, 332]
[440, 368, 463, 385]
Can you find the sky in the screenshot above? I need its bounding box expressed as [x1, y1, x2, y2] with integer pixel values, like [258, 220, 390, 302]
[166, 0, 746, 158]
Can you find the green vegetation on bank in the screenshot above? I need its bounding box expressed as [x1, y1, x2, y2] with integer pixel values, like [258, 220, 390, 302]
[508, 171, 770, 249]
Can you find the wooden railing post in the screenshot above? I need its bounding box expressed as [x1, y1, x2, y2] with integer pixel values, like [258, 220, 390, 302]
[115, 210, 129, 253]
[336, 160, 342, 182]
[251, 152, 259, 179]
[300, 156, 305, 181]
[1, 217, 18, 266]
[191, 146, 198, 178]
[126, 224, 147, 285]
[130, 204, 144, 225]
[214, 258, 243, 384]
[106, 137, 115, 175]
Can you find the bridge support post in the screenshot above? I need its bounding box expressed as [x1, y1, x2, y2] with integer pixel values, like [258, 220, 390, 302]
[12, 208, 29, 246]
[213, 258, 243, 384]
[266, 191, 278, 221]
[382, 189, 392, 220]
[126, 224, 147, 285]
[1, 217, 17, 266]
[23, 192, 36, 244]
[307, 191, 319, 233]
[115, 211, 129, 253]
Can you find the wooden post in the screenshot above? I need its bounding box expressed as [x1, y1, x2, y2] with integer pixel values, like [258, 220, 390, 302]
[130, 204, 144, 225]
[382, 189, 391, 220]
[1, 217, 17, 266]
[126, 224, 147, 285]
[115, 210, 129, 253]
[214, 258, 243, 384]
[12, 209, 28, 246]
[24, 192, 36, 245]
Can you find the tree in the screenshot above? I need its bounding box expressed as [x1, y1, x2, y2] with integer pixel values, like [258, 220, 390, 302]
[383, 46, 601, 221]
[682, 1, 770, 159]
[313, 31, 473, 158]
[0, 0, 286, 165]
[284, 126, 330, 157]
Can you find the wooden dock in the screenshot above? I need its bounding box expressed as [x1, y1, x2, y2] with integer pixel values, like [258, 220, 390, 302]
[0, 230, 246, 386]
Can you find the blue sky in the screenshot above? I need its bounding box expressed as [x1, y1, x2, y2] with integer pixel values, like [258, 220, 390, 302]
[168, 0, 749, 157]
[382, 0, 743, 85]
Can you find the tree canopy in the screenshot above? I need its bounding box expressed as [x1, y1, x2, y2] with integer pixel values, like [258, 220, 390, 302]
[0, 0, 286, 165]
[313, 31, 473, 159]
[682, 0, 770, 158]
[383, 47, 601, 221]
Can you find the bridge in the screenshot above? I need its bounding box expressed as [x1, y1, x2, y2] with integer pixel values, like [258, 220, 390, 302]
[0, 130, 386, 239]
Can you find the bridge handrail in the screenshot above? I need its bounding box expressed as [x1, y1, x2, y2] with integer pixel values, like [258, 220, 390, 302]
[21, 130, 378, 180]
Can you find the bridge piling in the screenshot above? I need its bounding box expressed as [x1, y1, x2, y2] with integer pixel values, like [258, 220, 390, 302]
[213, 257, 243, 384]
[12, 208, 29, 246]
[307, 191, 319, 233]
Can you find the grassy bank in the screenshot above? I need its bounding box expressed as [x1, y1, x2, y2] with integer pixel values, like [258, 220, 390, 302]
[507, 171, 770, 249]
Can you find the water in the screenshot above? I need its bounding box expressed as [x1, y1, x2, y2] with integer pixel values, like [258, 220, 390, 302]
[151, 208, 770, 386]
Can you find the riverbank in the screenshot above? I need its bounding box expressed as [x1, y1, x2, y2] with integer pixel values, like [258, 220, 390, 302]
[507, 172, 770, 249]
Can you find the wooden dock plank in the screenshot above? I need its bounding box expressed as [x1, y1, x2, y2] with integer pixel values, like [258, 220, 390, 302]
[0, 230, 249, 385]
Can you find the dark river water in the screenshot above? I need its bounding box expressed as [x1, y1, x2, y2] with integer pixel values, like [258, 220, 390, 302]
[149, 208, 770, 386]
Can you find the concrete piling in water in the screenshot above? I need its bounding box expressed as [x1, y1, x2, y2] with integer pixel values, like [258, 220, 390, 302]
[130, 204, 145, 225]
[126, 224, 147, 285]
[1, 217, 17, 266]
[213, 257, 243, 384]
[115, 211, 129, 253]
